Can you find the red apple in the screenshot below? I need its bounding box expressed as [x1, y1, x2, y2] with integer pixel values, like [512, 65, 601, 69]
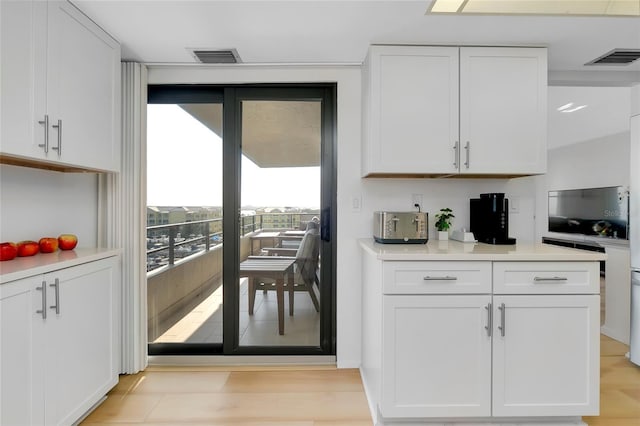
[57, 234, 78, 251]
[17, 241, 39, 257]
[0, 242, 18, 261]
[38, 237, 59, 253]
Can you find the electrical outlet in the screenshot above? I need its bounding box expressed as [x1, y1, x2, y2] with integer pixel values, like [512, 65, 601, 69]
[411, 194, 423, 210]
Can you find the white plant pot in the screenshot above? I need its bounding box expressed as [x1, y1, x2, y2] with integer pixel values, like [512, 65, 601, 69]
[437, 231, 449, 241]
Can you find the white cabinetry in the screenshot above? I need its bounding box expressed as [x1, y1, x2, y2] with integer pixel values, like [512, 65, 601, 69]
[0, 0, 121, 172]
[381, 295, 492, 418]
[361, 253, 600, 424]
[0, 256, 120, 426]
[362, 45, 459, 175]
[492, 295, 599, 417]
[0, 276, 45, 425]
[361, 45, 547, 177]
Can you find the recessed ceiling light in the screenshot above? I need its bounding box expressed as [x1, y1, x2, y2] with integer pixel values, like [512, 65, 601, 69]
[430, 0, 465, 13]
[557, 102, 574, 111]
[561, 105, 588, 113]
[427, 0, 640, 16]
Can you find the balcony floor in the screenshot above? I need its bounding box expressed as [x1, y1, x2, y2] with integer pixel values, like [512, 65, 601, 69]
[151, 278, 321, 347]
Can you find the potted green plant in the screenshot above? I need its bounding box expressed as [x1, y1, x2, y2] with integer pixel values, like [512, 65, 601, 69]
[434, 208, 454, 240]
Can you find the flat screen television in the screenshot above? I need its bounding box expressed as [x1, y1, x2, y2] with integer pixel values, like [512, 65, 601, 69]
[548, 186, 629, 240]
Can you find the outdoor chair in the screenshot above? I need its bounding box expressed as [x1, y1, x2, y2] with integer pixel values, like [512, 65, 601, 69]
[248, 227, 320, 313]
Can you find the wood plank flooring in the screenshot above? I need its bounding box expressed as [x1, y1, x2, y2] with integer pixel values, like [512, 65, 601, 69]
[81, 366, 372, 425]
[82, 335, 639, 425]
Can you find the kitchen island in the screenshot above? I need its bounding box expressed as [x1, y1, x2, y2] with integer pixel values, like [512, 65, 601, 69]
[360, 239, 606, 426]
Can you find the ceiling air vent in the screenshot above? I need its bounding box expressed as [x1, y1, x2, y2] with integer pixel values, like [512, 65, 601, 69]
[585, 48, 640, 66]
[189, 49, 241, 64]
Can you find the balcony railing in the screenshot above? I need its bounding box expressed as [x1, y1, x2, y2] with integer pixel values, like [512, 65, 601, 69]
[146, 212, 319, 273]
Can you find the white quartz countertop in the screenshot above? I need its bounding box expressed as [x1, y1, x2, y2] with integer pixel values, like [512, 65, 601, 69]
[0, 248, 121, 284]
[359, 239, 607, 261]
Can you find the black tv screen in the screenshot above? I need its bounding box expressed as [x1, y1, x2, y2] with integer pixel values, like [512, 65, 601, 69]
[548, 186, 629, 240]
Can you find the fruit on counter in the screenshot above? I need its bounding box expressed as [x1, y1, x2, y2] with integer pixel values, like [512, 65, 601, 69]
[17, 240, 39, 257]
[0, 242, 18, 261]
[38, 237, 59, 253]
[58, 234, 78, 250]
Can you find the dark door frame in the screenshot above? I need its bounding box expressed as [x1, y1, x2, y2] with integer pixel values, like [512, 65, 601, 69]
[147, 83, 337, 356]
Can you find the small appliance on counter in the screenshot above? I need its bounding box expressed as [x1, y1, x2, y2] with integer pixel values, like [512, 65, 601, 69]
[470, 193, 516, 245]
[373, 211, 428, 244]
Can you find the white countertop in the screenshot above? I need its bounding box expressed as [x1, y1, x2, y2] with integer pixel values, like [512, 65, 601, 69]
[0, 248, 121, 284]
[359, 239, 607, 261]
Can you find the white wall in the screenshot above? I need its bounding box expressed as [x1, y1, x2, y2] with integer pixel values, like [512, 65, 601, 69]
[0, 164, 99, 247]
[148, 65, 538, 367]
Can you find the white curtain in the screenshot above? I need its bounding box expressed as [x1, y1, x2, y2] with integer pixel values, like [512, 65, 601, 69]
[117, 62, 148, 373]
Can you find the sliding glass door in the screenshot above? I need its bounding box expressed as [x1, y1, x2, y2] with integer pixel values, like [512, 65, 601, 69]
[147, 85, 335, 356]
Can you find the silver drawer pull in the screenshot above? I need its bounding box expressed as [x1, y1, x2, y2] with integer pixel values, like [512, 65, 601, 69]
[423, 276, 457, 281]
[484, 303, 492, 337]
[49, 278, 60, 314]
[533, 276, 568, 282]
[36, 281, 47, 319]
[498, 303, 506, 337]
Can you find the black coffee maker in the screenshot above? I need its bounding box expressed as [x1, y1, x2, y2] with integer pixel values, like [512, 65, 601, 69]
[470, 193, 516, 245]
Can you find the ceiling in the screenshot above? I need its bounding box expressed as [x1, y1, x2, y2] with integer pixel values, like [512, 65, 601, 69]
[72, 1, 639, 148]
[73, 1, 640, 77]
[548, 86, 631, 149]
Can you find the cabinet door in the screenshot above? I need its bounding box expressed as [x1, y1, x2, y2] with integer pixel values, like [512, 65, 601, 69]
[459, 47, 547, 175]
[492, 295, 599, 417]
[381, 295, 492, 418]
[0, 276, 46, 425]
[46, 1, 121, 172]
[363, 45, 459, 175]
[44, 257, 119, 426]
[0, 0, 48, 160]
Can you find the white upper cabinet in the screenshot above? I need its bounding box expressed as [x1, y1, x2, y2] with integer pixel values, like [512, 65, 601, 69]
[459, 47, 547, 175]
[362, 45, 460, 175]
[362, 45, 547, 177]
[0, 0, 121, 172]
[0, 0, 47, 162]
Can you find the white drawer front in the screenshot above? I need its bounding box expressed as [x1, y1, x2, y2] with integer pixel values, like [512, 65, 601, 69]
[493, 262, 599, 294]
[383, 261, 491, 294]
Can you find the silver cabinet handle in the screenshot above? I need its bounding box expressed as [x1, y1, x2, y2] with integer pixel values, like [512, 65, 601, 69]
[453, 141, 459, 168]
[534, 276, 568, 282]
[36, 281, 47, 319]
[464, 141, 470, 169]
[498, 303, 506, 337]
[423, 276, 457, 281]
[485, 303, 492, 337]
[51, 119, 62, 156]
[49, 278, 60, 314]
[37, 115, 49, 153]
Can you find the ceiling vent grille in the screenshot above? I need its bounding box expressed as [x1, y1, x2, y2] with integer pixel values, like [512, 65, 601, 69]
[189, 49, 241, 64]
[585, 48, 640, 66]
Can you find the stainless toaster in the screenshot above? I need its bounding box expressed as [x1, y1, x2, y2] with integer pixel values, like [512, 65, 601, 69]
[373, 211, 428, 244]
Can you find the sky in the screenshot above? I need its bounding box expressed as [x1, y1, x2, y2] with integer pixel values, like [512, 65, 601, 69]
[146, 104, 320, 209]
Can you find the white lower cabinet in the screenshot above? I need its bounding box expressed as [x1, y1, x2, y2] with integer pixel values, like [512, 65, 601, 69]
[492, 295, 600, 417]
[0, 275, 45, 425]
[0, 256, 119, 426]
[363, 257, 600, 424]
[381, 295, 492, 418]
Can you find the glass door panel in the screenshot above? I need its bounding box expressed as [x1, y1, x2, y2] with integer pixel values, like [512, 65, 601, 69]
[238, 99, 322, 347]
[146, 96, 224, 354]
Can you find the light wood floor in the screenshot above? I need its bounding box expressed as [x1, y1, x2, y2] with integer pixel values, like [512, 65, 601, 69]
[82, 335, 639, 425]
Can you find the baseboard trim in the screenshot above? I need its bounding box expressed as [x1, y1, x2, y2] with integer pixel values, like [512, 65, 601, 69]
[147, 354, 337, 369]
